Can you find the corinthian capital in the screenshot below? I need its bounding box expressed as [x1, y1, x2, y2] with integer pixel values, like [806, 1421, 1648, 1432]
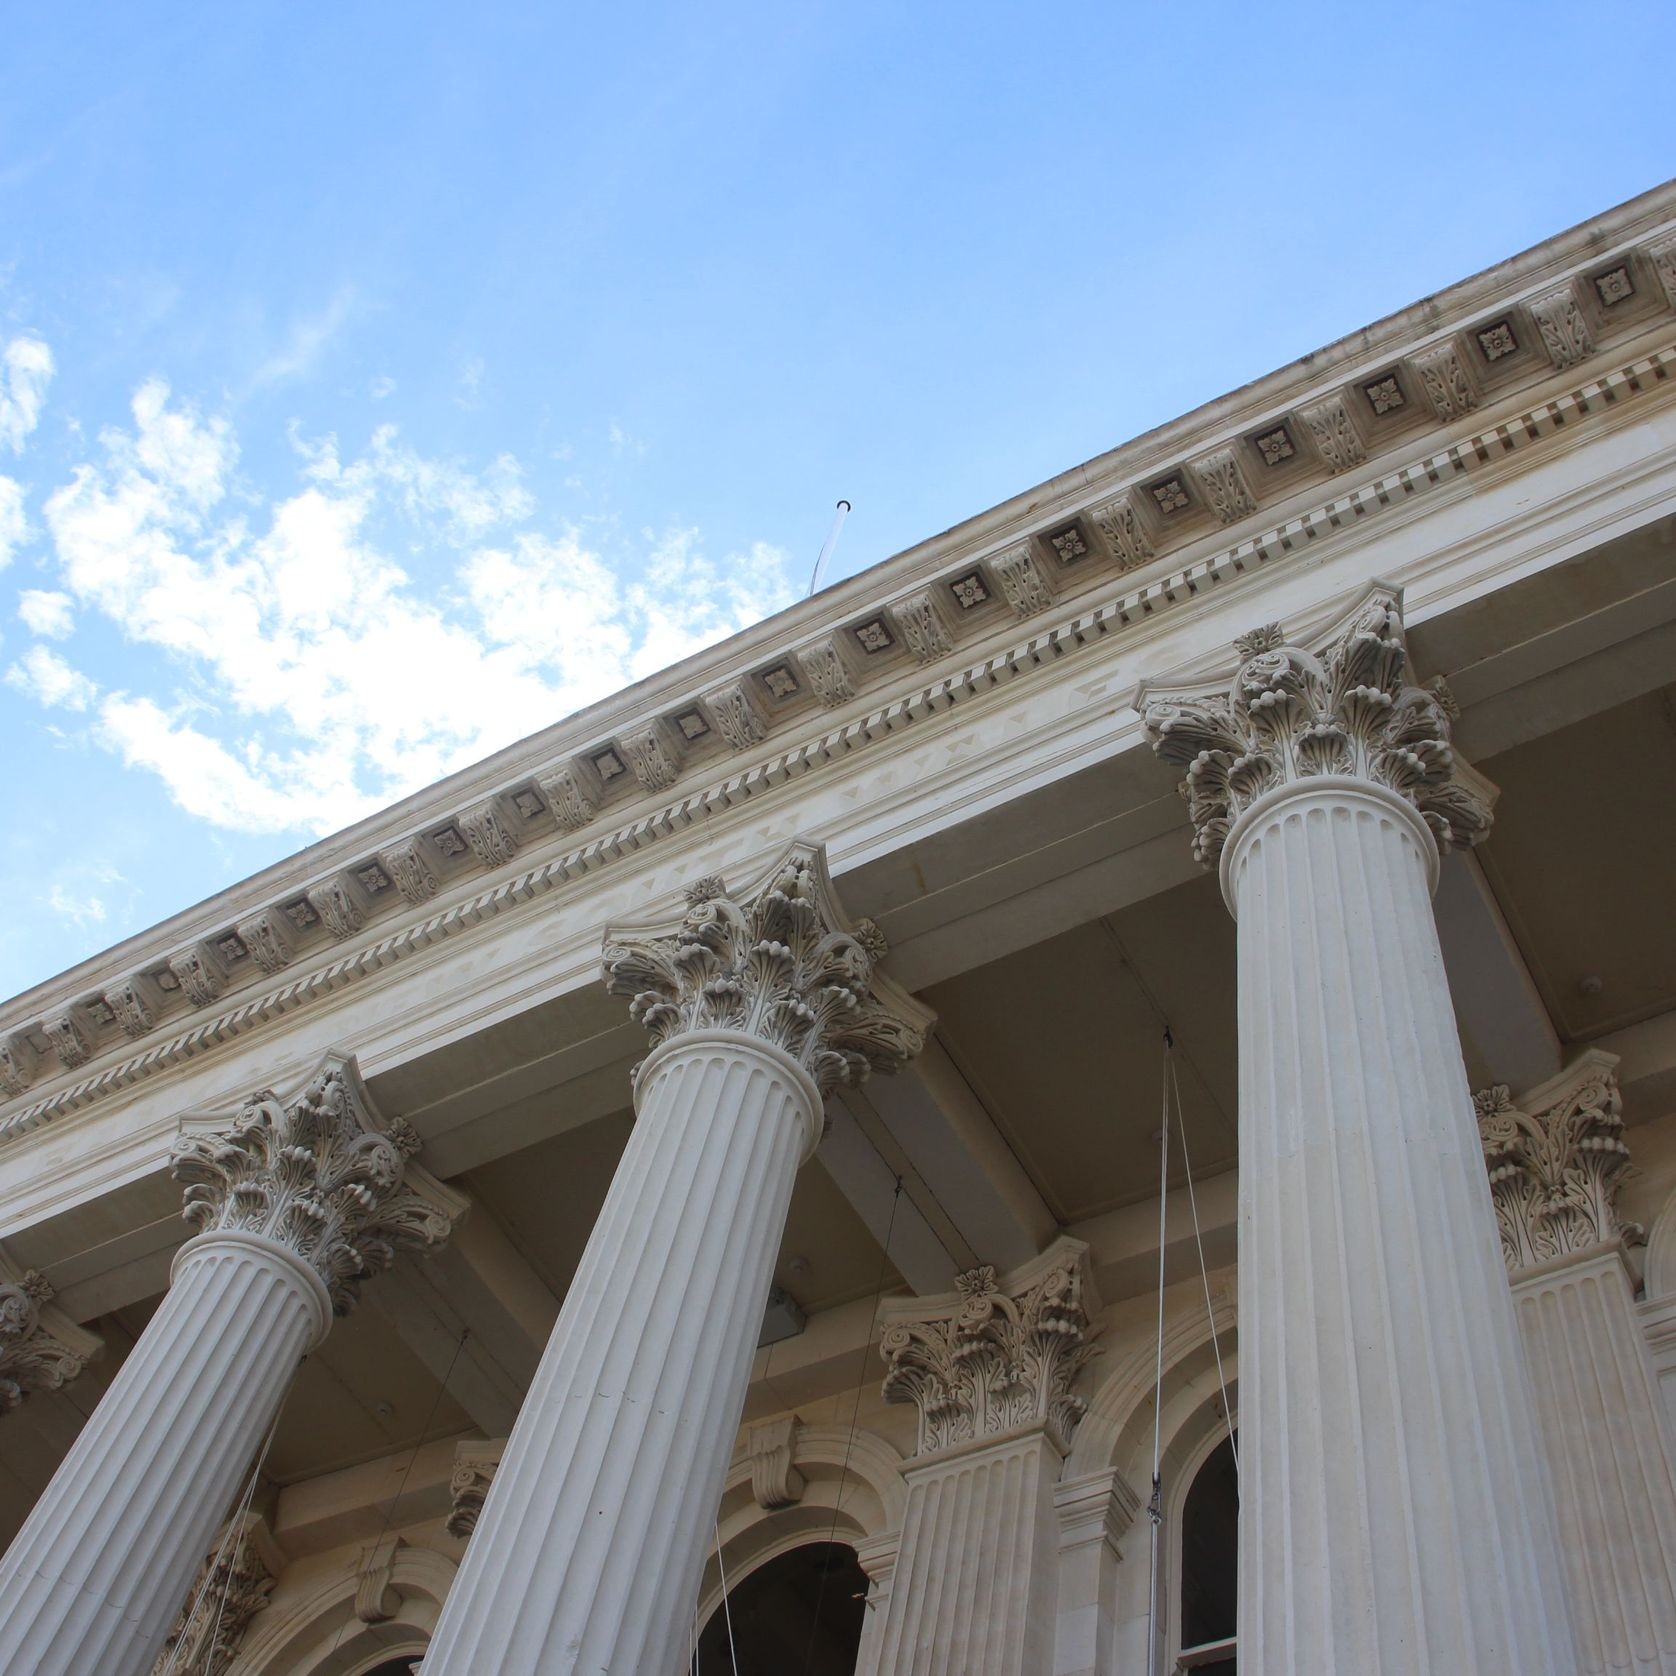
[0, 1258, 100, 1412]
[150, 1512, 283, 1676]
[1477, 1050, 1637, 1274]
[171, 1052, 463, 1316]
[879, 1237, 1099, 1456]
[1135, 584, 1493, 867]
[602, 842, 933, 1094]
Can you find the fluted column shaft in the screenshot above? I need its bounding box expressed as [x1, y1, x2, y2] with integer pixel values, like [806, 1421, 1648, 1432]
[0, 1233, 325, 1676]
[1514, 1243, 1676, 1674]
[1229, 778, 1571, 1672]
[423, 1030, 821, 1674]
[867, 1427, 1062, 1676]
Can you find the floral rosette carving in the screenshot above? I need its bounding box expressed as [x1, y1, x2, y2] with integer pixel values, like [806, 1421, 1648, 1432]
[603, 845, 928, 1093]
[172, 1059, 456, 1315]
[1477, 1065, 1639, 1273]
[0, 1270, 88, 1411]
[881, 1249, 1098, 1456]
[1141, 591, 1492, 867]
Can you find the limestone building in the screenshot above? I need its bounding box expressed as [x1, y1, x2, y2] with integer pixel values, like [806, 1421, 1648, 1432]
[1, 182, 1675, 1676]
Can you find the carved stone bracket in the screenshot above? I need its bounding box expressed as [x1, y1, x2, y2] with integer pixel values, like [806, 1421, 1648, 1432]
[149, 1512, 284, 1676]
[0, 1255, 100, 1412]
[603, 842, 932, 1095]
[879, 1237, 1099, 1457]
[448, 1437, 505, 1540]
[171, 1052, 464, 1317]
[1136, 584, 1494, 868]
[1477, 1049, 1637, 1274]
[743, 1415, 806, 1510]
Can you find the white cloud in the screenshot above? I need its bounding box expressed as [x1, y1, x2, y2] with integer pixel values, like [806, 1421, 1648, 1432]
[17, 589, 74, 637]
[456, 356, 485, 411]
[0, 335, 53, 453]
[45, 883, 107, 929]
[0, 476, 24, 568]
[31, 378, 795, 838]
[5, 643, 98, 711]
[251, 287, 355, 390]
[369, 375, 397, 401]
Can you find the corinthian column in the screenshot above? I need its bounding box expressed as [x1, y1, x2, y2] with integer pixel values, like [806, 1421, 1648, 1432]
[868, 1238, 1098, 1676]
[1138, 585, 1573, 1675]
[0, 1052, 459, 1676]
[1479, 1051, 1676, 1675]
[423, 842, 930, 1676]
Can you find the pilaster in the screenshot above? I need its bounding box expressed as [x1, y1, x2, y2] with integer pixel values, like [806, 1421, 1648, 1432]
[1479, 1052, 1676, 1676]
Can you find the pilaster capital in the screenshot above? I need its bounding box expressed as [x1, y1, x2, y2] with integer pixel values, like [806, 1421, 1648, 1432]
[1477, 1049, 1638, 1274]
[1134, 583, 1493, 869]
[0, 1255, 100, 1413]
[447, 1437, 505, 1540]
[879, 1236, 1099, 1457]
[150, 1511, 283, 1676]
[171, 1051, 464, 1318]
[602, 841, 933, 1096]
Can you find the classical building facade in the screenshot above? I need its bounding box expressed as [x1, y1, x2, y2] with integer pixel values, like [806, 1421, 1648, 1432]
[1, 183, 1675, 1675]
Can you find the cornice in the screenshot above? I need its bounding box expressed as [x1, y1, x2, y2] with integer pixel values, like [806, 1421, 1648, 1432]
[3, 203, 1676, 1134]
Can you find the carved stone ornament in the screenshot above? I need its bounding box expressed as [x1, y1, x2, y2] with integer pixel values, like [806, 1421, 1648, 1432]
[0, 1262, 99, 1412]
[379, 837, 441, 906]
[150, 1512, 283, 1676]
[1088, 492, 1154, 569]
[795, 636, 856, 708]
[448, 1437, 505, 1540]
[1137, 586, 1493, 868]
[705, 681, 768, 751]
[989, 545, 1055, 619]
[880, 1238, 1099, 1457]
[1190, 445, 1258, 525]
[602, 841, 932, 1095]
[169, 944, 227, 1008]
[1412, 341, 1478, 420]
[890, 589, 955, 665]
[743, 1415, 806, 1510]
[1477, 1051, 1638, 1274]
[105, 975, 162, 1040]
[458, 799, 521, 868]
[236, 910, 294, 975]
[1297, 393, 1367, 473]
[1527, 282, 1595, 370]
[171, 1053, 461, 1316]
[42, 1010, 92, 1071]
[536, 763, 601, 834]
[620, 724, 682, 791]
[0, 1035, 39, 1098]
[306, 875, 366, 940]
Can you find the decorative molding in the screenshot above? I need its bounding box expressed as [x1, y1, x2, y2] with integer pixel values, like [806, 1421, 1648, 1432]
[1055, 1466, 1142, 1556]
[603, 842, 931, 1095]
[743, 1415, 806, 1510]
[42, 1010, 92, 1071]
[3, 340, 1674, 1145]
[0, 1035, 37, 1098]
[1088, 492, 1154, 569]
[1297, 394, 1367, 473]
[149, 1512, 283, 1676]
[458, 799, 521, 869]
[171, 1053, 461, 1316]
[1477, 1051, 1637, 1273]
[354, 1533, 405, 1624]
[379, 837, 441, 906]
[105, 975, 163, 1040]
[235, 910, 294, 976]
[169, 944, 228, 1008]
[890, 589, 955, 665]
[795, 635, 856, 707]
[1137, 585, 1493, 868]
[1411, 340, 1478, 420]
[448, 1437, 504, 1540]
[536, 762, 602, 834]
[1527, 282, 1596, 370]
[306, 875, 367, 941]
[989, 545, 1055, 619]
[0, 1261, 98, 1411]
[706, 681, 769, 751]
[1190, 446, 1258, 525]
[620, 724, 683, 792]
[880, 1238, 1098, 1456]
[1651, 234, 1676, 309]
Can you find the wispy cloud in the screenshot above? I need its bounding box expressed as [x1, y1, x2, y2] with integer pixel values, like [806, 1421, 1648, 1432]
[17, 589, 74, 637]
[45, 882, 109, 929]
[5, 643, 98, 710]
[455, 355, 485, 411]
[0, 334, 53, 453]
[250, 287, 356, 391]
[0, 476, 24, 569]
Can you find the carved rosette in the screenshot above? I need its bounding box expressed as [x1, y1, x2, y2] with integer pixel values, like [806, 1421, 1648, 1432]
[880, 1241, 1099, 1457]
[0, 1269, 94, 1411]
[150, 1513, 281, 1676]
[603, 843, 930, 1095]
[1477, 1054, 1637, 1274]
[1138, 587, 1492, 868]
[171, 1054, 459, 1316]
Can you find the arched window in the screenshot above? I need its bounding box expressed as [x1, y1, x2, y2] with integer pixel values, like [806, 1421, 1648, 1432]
[696, 1539, 868, 1675]
[1177, 1431, 1238, 1672]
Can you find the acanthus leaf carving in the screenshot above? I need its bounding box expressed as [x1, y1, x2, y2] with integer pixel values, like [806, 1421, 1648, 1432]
[1477, 1053, 1636, 1273]
[105, 975, 162, 1040]
[171, 1053, 459, 1317]
[705, 681, 768, 752]
[1411, 341, 1479, 420]
[458, 799, 521, 868]
[448, 1437, 504, 1540]
[536, 763, 601, 834]
[1651, 234, 1676, 309]
[306, 875, 367, 940]
[1297, 394, 1367, 473]
[620, 725, 682, 792]
[379, 838, 441, 906]
[1139, 587, 1493, 868]
[42, 1010, 93, 1071]
[1190, 445, 1258, 525]
[236, 910, 294, 975]
[169, 944, 228, 1008]
[150, 1512, 282, 1676]
[603, 842, 931, 1096]
[890, 589, 955, 666]
[0, 1035, 39, 1098]
[795, 636, 856, 708]
[1088, 492, 1154, 569]
[880, 1240, 1099, 1457]
[0, 1265, 97, 1412]
[1527, 283, 1595, 370]
[989, 546, 1055, 619]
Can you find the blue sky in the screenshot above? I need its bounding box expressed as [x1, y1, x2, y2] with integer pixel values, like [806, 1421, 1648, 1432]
[2, 1, 1672, 1003]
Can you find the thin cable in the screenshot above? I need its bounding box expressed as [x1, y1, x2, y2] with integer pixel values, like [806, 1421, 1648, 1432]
[1169, 1053, 1238, 1476]
[325, 1328, 470, 1662]
[1146, 1027, 1173, 1676]
[797, 1175, 903, 1676]
[714, 1519, 741, 1672]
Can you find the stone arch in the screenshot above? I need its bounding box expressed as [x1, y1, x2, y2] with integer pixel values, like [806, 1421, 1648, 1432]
[226, 1544, 456, 1676]
[1644, 1185, 1676, 1301]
